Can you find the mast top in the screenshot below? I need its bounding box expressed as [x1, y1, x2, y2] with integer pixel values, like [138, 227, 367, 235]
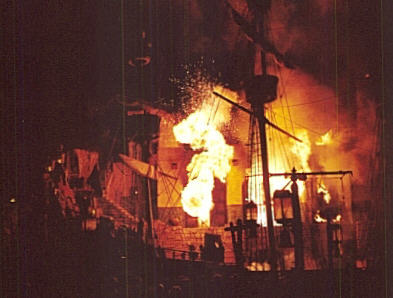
[244, 75, 279, 105]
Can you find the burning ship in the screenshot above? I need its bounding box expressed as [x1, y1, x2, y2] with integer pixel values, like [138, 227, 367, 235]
[44, 80, 354, 270]
[34, 0, 384, 296]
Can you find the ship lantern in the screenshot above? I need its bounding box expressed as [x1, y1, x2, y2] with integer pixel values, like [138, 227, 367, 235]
[244, 200, 258, 221]
[273, 190, 294, 224]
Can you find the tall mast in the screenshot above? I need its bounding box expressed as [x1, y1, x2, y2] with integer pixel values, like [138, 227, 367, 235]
[254, 5, 277, 273]
[237, 0, 278, 273]
[224, 0, 299, 272]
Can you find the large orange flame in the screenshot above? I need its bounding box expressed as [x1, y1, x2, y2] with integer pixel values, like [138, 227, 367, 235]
[173, 107, 234, 225]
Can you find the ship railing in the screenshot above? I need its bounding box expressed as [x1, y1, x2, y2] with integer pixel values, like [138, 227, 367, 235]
[158, 247, 200, 262]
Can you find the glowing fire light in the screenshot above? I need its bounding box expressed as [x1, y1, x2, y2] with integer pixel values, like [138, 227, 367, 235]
[245, 261, 270, 271]
[249, 128, 312, 226]
[315, 130, 333, 146]
[173, 105, 234, 226]
[314, 210, 327, 223]
[333, 214, 341, 223]
[318, 182, 331, 204]
[289, 130, 311, 172]
[314, 210, 342, 223]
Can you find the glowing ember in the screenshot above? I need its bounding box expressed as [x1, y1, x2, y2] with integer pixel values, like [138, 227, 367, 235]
[314, 210, 327, 223]
[245, 261, 270, 271]
[315, 130, 333, 146]
[173, 103, 234, 226]
[318, 182, 331, 204]
[314, 210, 341, 223]
[333, 214, 342, 223]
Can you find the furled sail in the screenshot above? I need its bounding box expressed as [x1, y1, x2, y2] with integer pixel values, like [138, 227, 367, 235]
[119, 154, 176, 180]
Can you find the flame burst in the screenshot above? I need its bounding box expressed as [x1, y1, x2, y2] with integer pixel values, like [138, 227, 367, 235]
[173, 87, 234, 226]
[315, 130, 333, 146]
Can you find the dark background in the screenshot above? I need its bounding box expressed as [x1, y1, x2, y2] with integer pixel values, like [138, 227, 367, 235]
[1, 0, 392, 296]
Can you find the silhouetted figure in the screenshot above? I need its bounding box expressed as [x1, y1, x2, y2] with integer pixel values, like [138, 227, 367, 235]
[75, 190, 92, 231]
[50, 161, 65, 186]
[225, 219, 245, 266]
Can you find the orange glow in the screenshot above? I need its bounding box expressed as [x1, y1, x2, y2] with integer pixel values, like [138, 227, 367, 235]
[333, 214, 342, 223]
[249, 128, 312, 226]
[245, 261, 270, 271]
[314, 210, 341, 223]
[173, 92, 234, 226]
[318, 182, 331, 204]
[314, 210, 327, 223]
[315, 130, 333, 146]
[289, 129, 311, 173]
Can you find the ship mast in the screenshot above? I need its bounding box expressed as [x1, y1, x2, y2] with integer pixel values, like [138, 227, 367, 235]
[220, 0, 300, 272]
[218, 1, 354, 273]
[224, 0, 282, 273]
[254, 1, 277, 274]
